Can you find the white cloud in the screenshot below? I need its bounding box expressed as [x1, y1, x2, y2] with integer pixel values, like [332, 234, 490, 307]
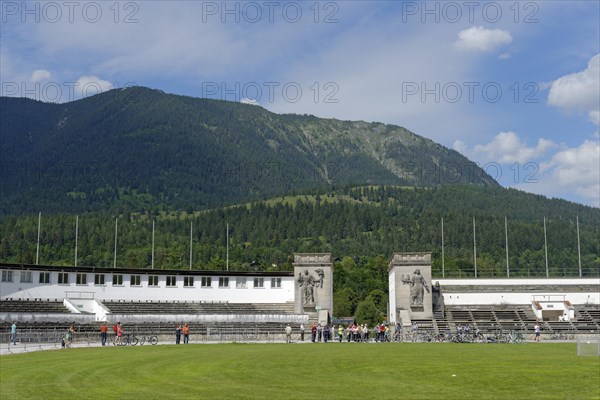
[456, 133, 600, 207]
[30, 69, 51, 82]
[544, 140, 600, 200]
[458, 131, 556, 163]
[75, 75, 114, 98]
[240, 98, 259, 106]
[455, 26, 513, 52]
[548, 54, 600, 125]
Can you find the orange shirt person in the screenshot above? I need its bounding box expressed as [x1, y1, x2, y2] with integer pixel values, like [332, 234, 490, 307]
[182, 323, 190, 344]
[100, 322, 108, 346]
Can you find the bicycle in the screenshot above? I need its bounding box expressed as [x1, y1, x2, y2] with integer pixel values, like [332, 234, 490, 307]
[116, 333, 139, 346]
[139, 335, 159, 346]
[550, 332, 567, 341]
[508, 330, 524, 344]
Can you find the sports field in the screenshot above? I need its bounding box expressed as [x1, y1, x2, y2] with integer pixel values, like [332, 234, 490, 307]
[1, 342, 598, 400]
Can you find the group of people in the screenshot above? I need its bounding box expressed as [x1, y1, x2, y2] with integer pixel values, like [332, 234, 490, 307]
[175, 323, 190, 344]
[290, 322, 394, 343]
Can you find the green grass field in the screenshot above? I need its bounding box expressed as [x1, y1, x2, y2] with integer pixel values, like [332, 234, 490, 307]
[1, 343, 598, 400]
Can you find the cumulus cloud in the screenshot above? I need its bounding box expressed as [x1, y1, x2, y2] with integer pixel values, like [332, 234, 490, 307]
[548, 54, 600, 124]
[455, 133, 600, 207]
[75, 75, 114, 98]
[544, 140, 600, 201]
[30, 69, 51, 82]
[457, 131, 556, 163]
[240, 98, 259, 106]
[455, 26, 513, 52]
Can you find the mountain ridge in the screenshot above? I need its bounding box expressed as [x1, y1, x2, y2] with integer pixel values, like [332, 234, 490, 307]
[1, 86, 498, 214]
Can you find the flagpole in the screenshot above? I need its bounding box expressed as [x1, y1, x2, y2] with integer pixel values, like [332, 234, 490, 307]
[576, 216, 582, 277]
[226, 223, 229, 271]
[74, 215, 79, 266]
[113, 218, 118, 269]
[543, 216, 548, 278]
[36, 212, 41, 265]
[441, 217, 445, 278]
[505, 216, 509, 278]
[189, 221, 193, 271]
[151, 220, 155, 269]
[473, 217, 477, 278]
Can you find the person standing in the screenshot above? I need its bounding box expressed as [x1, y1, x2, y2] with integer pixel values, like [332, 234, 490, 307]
[69, 324, 76, 345]
[311, 322, 317, 342]
[182, 323, 190, 344]
[175, 324, 182, 344]
[285, 324, 292, 343]
[113, 322, 118, 343]
[534, 322, 541, 342]
[115, 322, 123, 346]
[300, 324, 305, 341]
[65, 326, 72, 348]
[100, 322, 108, 346]
[10, 321, 17, 345]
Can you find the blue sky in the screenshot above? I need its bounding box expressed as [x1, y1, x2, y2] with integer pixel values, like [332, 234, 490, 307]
[1, 1, 598, 206]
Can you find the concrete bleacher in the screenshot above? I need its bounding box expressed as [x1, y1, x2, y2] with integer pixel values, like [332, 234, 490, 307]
[102, 301, 296, 315]
[441, 305, 538, 334]
[0, 299, 70, 314]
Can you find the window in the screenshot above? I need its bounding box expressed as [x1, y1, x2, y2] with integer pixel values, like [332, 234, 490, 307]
[271, 277, 282, 288]
[218, 277, 229, 288]
[130, 275, 141, 286]
[20, 270, 32, 283]
[1, 270, 13, 282]
[58, 272, 69, 284]
[166, 276, 177, 287]
[1, 270, 12, 282]
[236, 277, 247, 288]
[201, 277, 211, 288]
[76, 273, 87, 285]
[94, 274, 105, 285]
[184, 277, 194, 287]
[253, 277, 264, 288]
[148, 275, 159, 287]
[112, 274, 123, 286]
[39, 272, 50, 284]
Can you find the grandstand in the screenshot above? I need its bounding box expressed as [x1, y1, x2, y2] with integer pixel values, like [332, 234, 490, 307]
[1, 257, 599, 344]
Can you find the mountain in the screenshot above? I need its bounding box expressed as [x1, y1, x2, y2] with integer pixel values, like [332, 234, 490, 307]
[0, 87, 498, 214]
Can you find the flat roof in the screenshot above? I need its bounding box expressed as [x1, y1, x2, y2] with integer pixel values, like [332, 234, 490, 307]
[0, 263, 294, 277]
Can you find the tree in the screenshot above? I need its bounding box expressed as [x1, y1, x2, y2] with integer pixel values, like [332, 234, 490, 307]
[333, 287, 356, 317]
[354, 299, 384, 326]
[366, 289, 388, 313]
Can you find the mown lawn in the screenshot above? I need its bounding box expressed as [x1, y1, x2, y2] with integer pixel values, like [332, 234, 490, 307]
[1, 343, 598, 400]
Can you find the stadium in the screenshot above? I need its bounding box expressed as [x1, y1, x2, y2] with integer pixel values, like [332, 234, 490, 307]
[1, 252, 598, 343]
[1, 253, 599, 399]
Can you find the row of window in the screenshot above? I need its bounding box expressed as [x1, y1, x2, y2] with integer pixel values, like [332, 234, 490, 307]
[1, 270, 282, 289]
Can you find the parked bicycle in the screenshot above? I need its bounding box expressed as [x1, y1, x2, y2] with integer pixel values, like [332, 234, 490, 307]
[550, 332, 568, 341]
[115, 333, 139, 346]
[139, 335, 159, 346]
[508, 330, 524, 344]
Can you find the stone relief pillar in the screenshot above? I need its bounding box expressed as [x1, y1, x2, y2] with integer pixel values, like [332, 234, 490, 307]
[293, 253, 333, 324]
[388, 252, 433, 325]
